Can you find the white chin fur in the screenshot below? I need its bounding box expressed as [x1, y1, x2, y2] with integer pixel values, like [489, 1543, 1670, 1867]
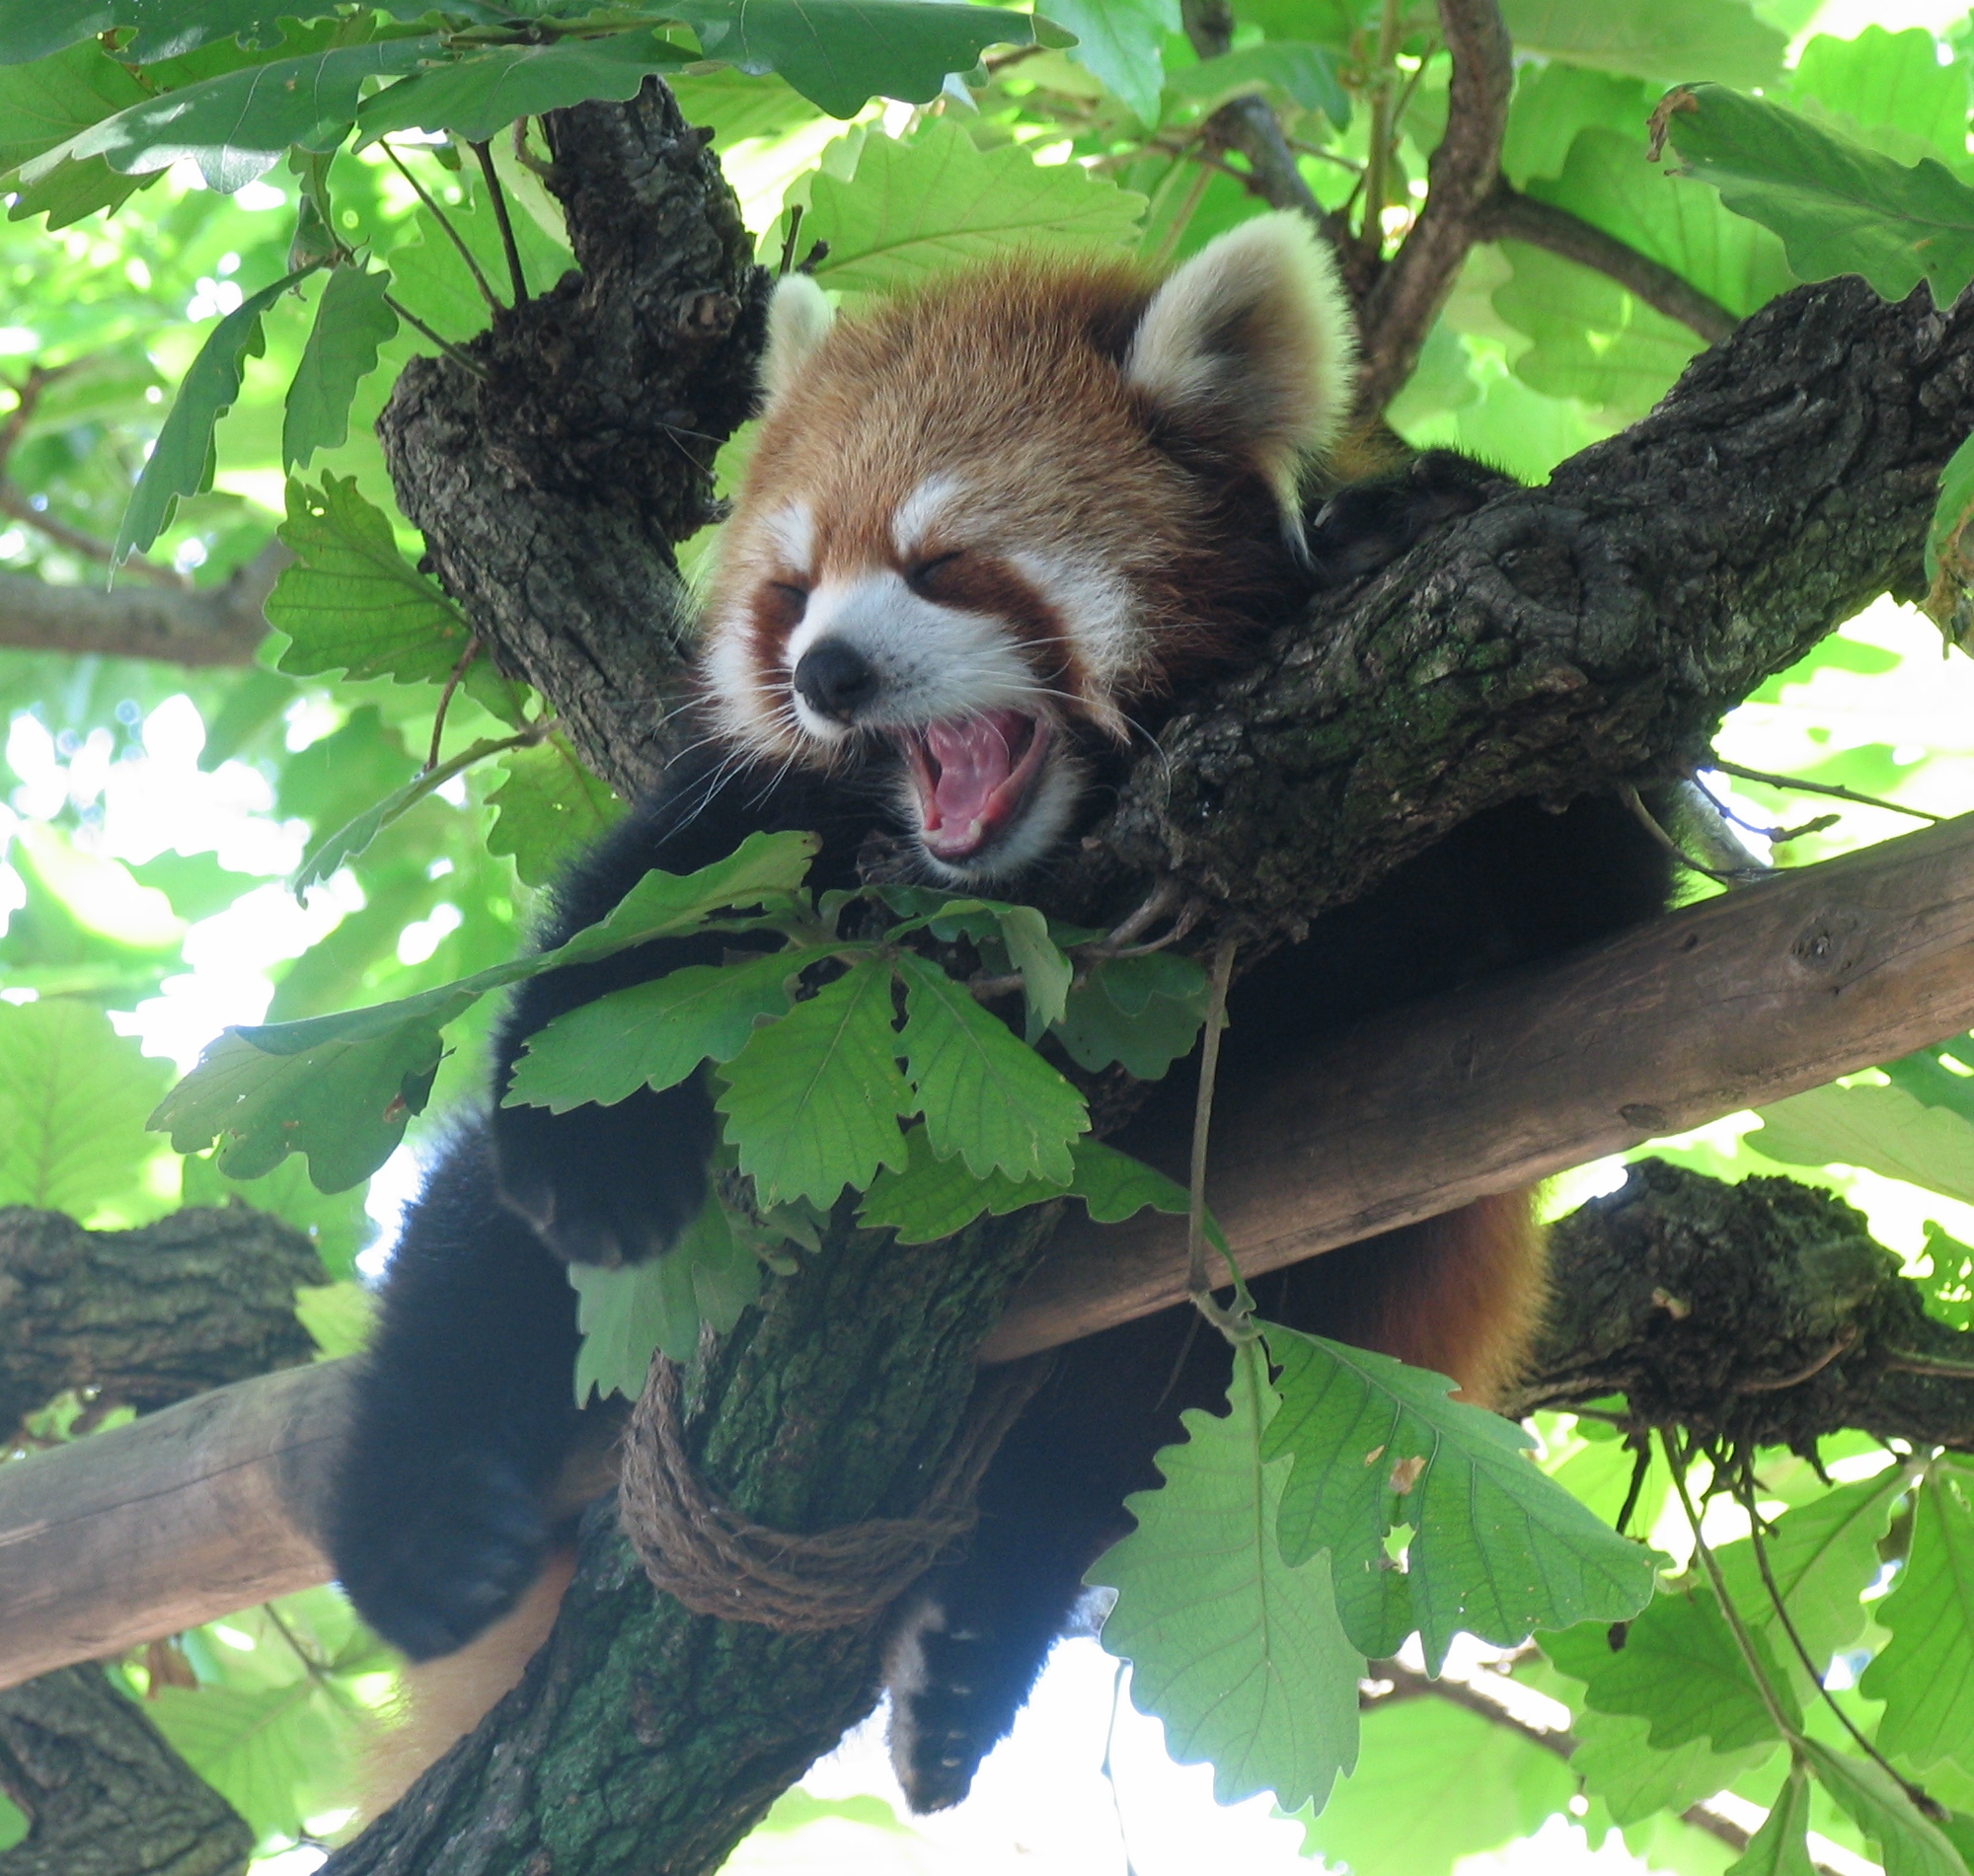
[904, 745, 1085, 886]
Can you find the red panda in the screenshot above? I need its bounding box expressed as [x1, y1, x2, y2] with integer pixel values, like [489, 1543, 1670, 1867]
[332, 212, 1668, 1819]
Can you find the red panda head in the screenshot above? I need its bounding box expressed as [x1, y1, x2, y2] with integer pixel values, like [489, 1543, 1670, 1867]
[699, 211, 1358, 881]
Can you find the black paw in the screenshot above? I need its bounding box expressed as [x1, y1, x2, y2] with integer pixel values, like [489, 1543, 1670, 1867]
[493, 1085, 713, 1266]
[1308, 448, 1511, 588]
[330, 1448, 548, 1660]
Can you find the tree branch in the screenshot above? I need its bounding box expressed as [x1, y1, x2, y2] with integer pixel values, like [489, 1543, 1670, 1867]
[1474, 180, 1738, 343]
[0, 1665, 253, 1876]
[1362, 1655, 1853, 1873]
[988, 811, 1974, 1356]
[0, 363, 187, 589]
[1180, 1, 1332, 228]
[1507, 1159, 1974, 1450]
[0, 1201, 326, 1438]
[1353, 0, 1514, 414]
[0, 544, 285, 667]
[7, 818, 1973, 1700]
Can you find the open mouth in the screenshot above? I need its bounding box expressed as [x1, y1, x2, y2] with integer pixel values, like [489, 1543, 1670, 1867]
[900, 711, 1052, 863]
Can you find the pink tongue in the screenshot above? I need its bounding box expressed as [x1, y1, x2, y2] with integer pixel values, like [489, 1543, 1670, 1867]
[925, 716, 1015, 831]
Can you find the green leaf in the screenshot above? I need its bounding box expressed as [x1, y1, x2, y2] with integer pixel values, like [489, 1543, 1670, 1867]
[1499, 0, 1784, 87]
[1530, 125, 1795, 317]
[1716, 1466, 1907, 1674]
[1166, 39, 1348, 127]
[1862, 1462, 1974, 1774]
[859, 1129, 1187, 1243]
[1924, 431, 1974, 646]
[290, 734, 523, 894]
[294, 1279, 375, 1357]
[4, 146, 156, 227]
[1092, 1341, 1363, 1811]
[23, 38, 440, 193]
[483, 734, 623, 889]
[0, 998, 172, 1219]
[1263, 1325, 1655, 1669]
[154, 832, 821, 1191]
[507, 947, 808, 1112]
[1790, 27, 1973, 170]
[716, 956, 912, 1206]
[1801, 1737, 1972, 1876]
[0, 0, 442, 63]
[1288, 1694, 1578, 1875]
[384, 173, 574, 344]
[1662, 84, 1974, 308]
[150, 1008, 455, 1192]
[1545, 1586, 1799, 1753]
[671, 0, 1035, 117]
[993, 902, 1071, 1037]
[804, 118, 1147, 291]
[114, 265, 314, 565]
[182, 1151, 375, 1281]
[894, 950, 1087, 1183]
[357, 31, 687, 143]
[569, 1187, 762, 1403]
[1728, 1763, 1817, 1876]
[267, 474, 477, 688]
[1748, 1081, 1974, 1205]
[282, 263, 398, 472]
[1566, 1706, 1775, 1828]
[1043, 0, 1176, 125]
[1882, 1037, 1974, 1124]
[148, 1681, 340, 1842]
[1501, 63, 1651, 188]
[1052, 949, 1209, 1080]
[0, 40, 145, 171]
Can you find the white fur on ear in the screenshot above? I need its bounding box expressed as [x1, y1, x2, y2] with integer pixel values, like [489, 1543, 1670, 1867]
[1123, 211, 1359, 517]
[758, 272, 835, 408]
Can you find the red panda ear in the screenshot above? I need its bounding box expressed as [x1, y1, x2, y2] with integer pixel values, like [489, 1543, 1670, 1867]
[1123, 212, 1358, 518]
[758, 273, 835, 410]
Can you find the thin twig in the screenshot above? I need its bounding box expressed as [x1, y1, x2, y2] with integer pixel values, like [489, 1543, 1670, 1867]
[1736, 1326, 1857, 1393]
[777, 203, 805, 278]
[381, 293, 489, 379]
[1739, 1463, 1931, 1806]
[1360, 0, 1405, 263]
[1186, 938, 1240, 1316]
[1621, 785, 1771, 886]
[1710, 758, 1945, 825]
[381, 141, 503, 313]
[0, 364, 186, 586]
[1664, 1432, 1804, 1745]
[1883, 1350, 1974, 1379]
[1354, 0, 1514, 416]
[1474, 182, 1736, 343]
[470, 141, 529, 306]
[426, 634, 483, 772]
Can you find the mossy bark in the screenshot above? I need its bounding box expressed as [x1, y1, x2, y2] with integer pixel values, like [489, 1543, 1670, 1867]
[0, 1666, 253, 1876]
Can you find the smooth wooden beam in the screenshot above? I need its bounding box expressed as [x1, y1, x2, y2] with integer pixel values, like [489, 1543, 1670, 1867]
[4, 815, 1972, 1688]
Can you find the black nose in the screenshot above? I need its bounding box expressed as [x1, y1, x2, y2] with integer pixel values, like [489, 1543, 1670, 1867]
[792, 639, 880, 722]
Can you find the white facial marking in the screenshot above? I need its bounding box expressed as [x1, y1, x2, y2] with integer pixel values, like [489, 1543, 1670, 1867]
[890, 474, 968, 560]
[1008, 547, 1140, 736]
[761, 500, 815, 574]
[783, 568, 1041, 742]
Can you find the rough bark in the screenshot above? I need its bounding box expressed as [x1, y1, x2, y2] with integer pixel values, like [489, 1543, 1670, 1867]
[0, 1666, 252, 1876]
[376, 86, 770, 799]
[325, 1212, 1056, 1876]
[0, 1204, 324, 1437]
[1071, 278, 1974, 938]
[1510, 1159, 1974, 1452]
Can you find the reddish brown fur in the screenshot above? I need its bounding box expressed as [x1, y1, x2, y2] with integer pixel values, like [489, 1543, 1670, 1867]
[704, 254, 1309, 747]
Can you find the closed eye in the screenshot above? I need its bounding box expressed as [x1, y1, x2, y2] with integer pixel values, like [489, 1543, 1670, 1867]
[906, 550, 965, 596]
